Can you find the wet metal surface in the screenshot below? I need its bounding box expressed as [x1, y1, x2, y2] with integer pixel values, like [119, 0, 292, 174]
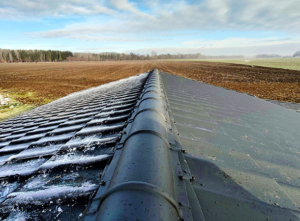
[266, 99, 300, 112]
[161, 72, 300, 221]
[0, 74, 147, 220]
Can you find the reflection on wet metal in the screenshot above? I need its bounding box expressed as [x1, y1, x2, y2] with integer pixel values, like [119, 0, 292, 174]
[161, 71, 300, 221]
[0, 73, 147, 220]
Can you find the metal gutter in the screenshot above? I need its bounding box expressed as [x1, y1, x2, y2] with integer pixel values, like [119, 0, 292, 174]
[85, 69, 205, 221]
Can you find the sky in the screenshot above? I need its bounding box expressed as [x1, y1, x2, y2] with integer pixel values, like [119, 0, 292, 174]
[0, 0, 300, 56]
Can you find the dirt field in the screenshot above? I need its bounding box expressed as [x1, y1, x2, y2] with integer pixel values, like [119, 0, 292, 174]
[175, 58, 300, 71]
[1, 60, 299, 120]
[161, 61, 300, 103]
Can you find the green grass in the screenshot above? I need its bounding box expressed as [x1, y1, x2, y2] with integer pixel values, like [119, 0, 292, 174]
[0, 90, 37, 122]
[0, 104, 35, 122]
[169, 58, 300, 71]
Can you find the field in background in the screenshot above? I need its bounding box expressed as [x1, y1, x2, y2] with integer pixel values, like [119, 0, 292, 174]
[172, 57, 300, 71]
[1, 60, 299, 121]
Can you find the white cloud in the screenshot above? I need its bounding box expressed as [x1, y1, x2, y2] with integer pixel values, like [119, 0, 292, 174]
[2, 0, 300, 56]
[0, 0, 115, 19]
[69, 36, 165, 42]
[109, 0, 152, 18]
[123, 41, 300, 56]
[149, 0, 300, 32]
[75, 47, 120, 51]
[22, 0, 300, 40]
[1, 0, 300, 32]
[183, 38, 300, 48]
[178, 37, 300, 55]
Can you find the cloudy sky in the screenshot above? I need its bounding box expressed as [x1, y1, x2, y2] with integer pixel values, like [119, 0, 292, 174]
[1, 0, 300, 56]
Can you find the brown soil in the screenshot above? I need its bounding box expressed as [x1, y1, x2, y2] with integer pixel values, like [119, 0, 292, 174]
[0, 60, 299, 105]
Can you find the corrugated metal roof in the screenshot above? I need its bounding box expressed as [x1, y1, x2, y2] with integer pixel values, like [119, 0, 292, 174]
[0, 69, 300, 220]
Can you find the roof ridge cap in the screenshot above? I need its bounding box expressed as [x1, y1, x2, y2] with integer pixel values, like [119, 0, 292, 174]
[85, 69, 184, 221]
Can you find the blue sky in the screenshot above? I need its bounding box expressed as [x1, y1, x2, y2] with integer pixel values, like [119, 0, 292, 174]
[1, 0, 300, 56]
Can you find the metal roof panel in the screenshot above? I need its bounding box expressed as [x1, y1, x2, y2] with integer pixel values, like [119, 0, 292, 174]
[160, 71, 300, 220]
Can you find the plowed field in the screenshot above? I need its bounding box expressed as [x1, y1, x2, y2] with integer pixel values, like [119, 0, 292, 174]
[0, 60, 299, 107]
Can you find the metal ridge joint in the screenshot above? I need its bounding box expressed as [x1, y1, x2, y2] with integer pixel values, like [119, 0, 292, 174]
[93, 69, 181, 221]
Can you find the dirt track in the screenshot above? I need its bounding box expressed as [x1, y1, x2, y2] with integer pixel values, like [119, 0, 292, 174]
[0, 60, 299, 105]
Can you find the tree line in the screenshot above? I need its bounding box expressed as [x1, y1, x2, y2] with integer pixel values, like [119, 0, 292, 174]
[256, 54, 281, 58]
[0, 49, 73, 63]
[255, 51, 300, 58]
[69, 52, 206, 61]
[63, 52, 244, 61]
[0, 48, 245, 63]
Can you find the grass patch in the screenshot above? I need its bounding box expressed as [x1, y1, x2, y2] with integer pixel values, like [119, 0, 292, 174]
[0, 90, 39, 122]
[0, 104, 35, 122]
[1, 89, 55, 105]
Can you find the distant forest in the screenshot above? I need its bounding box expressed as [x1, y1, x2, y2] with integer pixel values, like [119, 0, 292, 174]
[256, 52, 300, 58]
[256, 54, 281, 58]
[0, 48, 244, 63]
[0, 49, 73, 63]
